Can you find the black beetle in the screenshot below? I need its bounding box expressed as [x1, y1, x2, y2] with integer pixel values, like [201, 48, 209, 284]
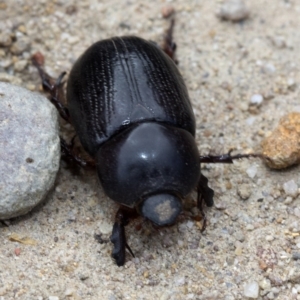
[33, 20, 258, 266]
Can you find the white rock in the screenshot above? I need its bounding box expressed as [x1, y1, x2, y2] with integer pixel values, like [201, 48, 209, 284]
[246, 116, 256, 126]
[216, 0, 250, 22]
[270, 36, 286, 49]
[283, 180, 298, 197]
[262, 63, 276, 74]
[0, 82, 60, 219]
[259, 278, 271, 290]
[175, 276, 185, 286]
[250, 94, 263, 106]
[98, 221, 112, 235]
[244, 281, 259, 298]
[246, 165, 257, 179]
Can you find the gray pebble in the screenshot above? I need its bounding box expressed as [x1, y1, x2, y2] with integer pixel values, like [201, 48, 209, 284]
[237, 184, 252, 200]
[270, 36, 286, 49]
[10, 37, 31, 55]
[0, 82, 60, 219]
[234, 230, 245, 242]
[14, 60, 28, 72]
[0, 73, 22, 85]
[0, 32, 12, 47]
[292, 252, 300, 260]
[216, 0, 250, 22]
[283, 180, 298, 198]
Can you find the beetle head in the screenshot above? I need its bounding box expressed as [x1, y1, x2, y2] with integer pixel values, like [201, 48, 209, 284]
[138, 193, 182, 226]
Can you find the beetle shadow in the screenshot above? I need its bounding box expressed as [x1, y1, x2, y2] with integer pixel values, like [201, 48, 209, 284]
[124, 194, 203, 263]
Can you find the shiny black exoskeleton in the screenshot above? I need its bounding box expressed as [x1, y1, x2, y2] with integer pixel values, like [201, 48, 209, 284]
[33, 21, 258, 266]
[68, 36, 201, 215]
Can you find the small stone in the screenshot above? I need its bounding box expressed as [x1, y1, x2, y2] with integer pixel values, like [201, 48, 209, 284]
[0, 32, 12, 47]
[10, 37, 31, 55]
[287, 78, 296, 91]
[283, 180, 298, 197]
[292, 252, 300, 260]
[234, 231, 245, 242]
[288, 269, 300, 284]
[49, 297, 59, 300]
[246, 116, 256, 126]
[294, 208, 300, 218]
[216, 0, 250, 22]
[246, 165, 257, 179]
[79, 273, 89, 281]
[270, 36, 286, 49]
[98, 221, 111, 235]
[243, 281, 259, 298]
[14, 248, 21, 256]
[0, 73, 22, 85]
[14, 60, 28, 72]
[265, 235, 274, 241]
[0, 82, 60, 219]
[64, 288, 74, 296]
[175, 276, 185, 286]
[235, 244, 243, 255]
[17, 25, 27, 34]
[259, 278, 271, 290]
[161, 5, 175, 18]
[250, 94, 263, 106]
[262, 63, 276, 74]
[284, 196, 293, 204]
[261, 113, 300, 169]
[237, 184, 252, 200]
[246, 224, 254, 231]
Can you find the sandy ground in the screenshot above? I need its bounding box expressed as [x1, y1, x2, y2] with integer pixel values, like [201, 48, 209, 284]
[1, 0, 300, 299]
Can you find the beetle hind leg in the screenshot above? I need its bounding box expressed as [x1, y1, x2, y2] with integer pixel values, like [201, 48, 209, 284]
[110, 207, 138, 266]
[196, 173, 214, 231]
[32, 54, 70, 123]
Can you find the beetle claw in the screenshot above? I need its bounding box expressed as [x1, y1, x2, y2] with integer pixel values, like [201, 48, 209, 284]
[110, 207, 138, 266]
[196, 173, 215, 232]
[110, 222, 126, 266]
[125, 243, 135, 258]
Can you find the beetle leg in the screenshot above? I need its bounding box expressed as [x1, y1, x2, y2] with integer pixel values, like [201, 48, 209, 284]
[196, 173, 214, 232]
[162, 19, 177, 62]
[110, 207, 138, 266]
[199, 150, 263, 164]
[32, 55, 70, 123]
[60, 137, 96, 168]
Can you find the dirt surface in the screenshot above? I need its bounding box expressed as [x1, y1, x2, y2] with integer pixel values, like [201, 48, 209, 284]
[1, 1, 300, 299]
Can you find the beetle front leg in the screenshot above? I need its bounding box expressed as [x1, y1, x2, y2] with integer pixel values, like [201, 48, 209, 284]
[32, 55, 70, 123]
[60, 137, 96, 168]
[196, 173, 214, 231]
[110, 207, 138, 266]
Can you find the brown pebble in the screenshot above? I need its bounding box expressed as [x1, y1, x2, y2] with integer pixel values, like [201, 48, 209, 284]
[15, 248, 21, 256]
[161, 5, 175, 18]
[31, 51, 45, 66]
[259, 259, 268, 271]
[261, 112, 300, 169]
